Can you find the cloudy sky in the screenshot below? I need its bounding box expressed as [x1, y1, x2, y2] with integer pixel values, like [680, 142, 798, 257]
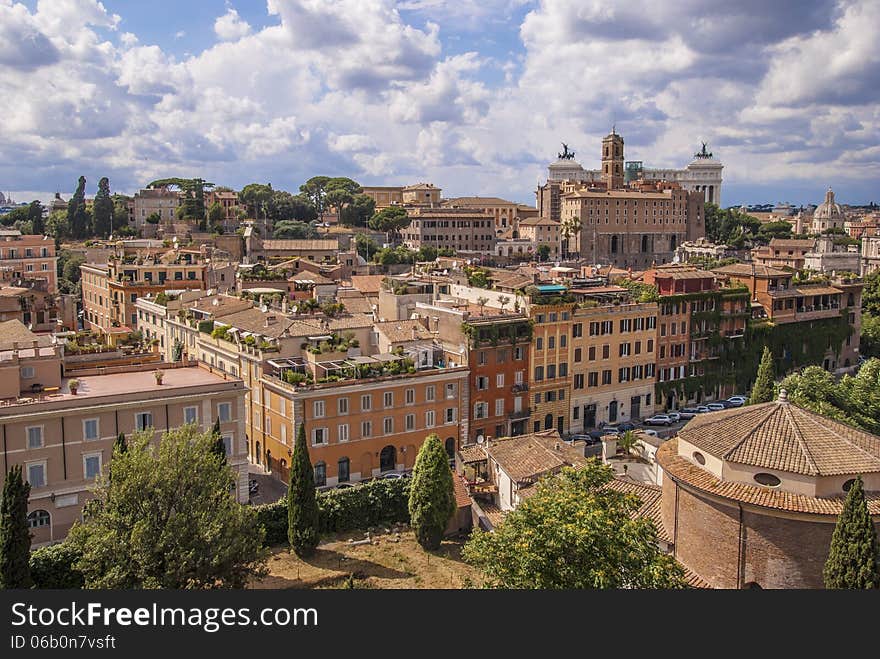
[1, 0, 877, 208]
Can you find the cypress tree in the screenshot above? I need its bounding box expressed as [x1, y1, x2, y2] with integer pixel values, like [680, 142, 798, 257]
[211, 418, 226, 465]
[824, 476, 880, 589]
[0, 465, 34, 589]
[408, 434, 456, 550]
[287, 423, 319, 556]
[749, 346, 775, 404]
[114, 432, 127, 455]
[92, 177, 114, 238]
[66, 176, 90, 239]
[28, 201, 44, 235]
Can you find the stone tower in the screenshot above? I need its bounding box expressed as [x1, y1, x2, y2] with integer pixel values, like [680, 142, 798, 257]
[601, 128, 624, 190]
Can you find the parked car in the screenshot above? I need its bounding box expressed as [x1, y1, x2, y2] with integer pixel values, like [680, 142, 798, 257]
[644, 414, 673, 426]
[706, 403, 727, 412]
[381, 471, 410, 480]
[570, 434, 602, 446]
[335, 482, 357, 489]
[678, 408, 700, 419]
[726, 396, 747, 407]
[616, 422, 637, 432]
[639, 429, 659, 437]
[598, 424, 621, 435]
[666, 412, 681, 423]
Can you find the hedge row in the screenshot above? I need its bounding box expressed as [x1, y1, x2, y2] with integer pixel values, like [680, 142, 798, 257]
[256, 477, 411, 546]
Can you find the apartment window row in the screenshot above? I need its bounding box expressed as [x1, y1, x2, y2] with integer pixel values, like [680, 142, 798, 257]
[310, 408, 458, 445]
[534, 389, 566, 404]
[310, 384, 458, 418]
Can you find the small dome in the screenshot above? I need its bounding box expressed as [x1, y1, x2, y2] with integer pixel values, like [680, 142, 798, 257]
[813, 187, 844, 222]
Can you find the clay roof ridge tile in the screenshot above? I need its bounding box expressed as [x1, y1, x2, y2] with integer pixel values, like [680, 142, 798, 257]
[720, 403, 780, 461]
[782, 404, 820, 476]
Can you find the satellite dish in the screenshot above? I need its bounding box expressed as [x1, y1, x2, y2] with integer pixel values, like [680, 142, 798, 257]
[476, 435, 485, 445]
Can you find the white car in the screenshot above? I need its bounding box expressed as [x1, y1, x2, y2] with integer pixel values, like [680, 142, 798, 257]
[644, 414, 673, 426]
[706, 403, 727, 412]
[726, 396, 747, 407]
[639, 429, 659, 437]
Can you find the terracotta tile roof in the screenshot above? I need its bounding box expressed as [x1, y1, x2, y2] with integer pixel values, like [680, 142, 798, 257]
[658, 439, 880, 516]
[374, 319, 435, 343]
[518, 216, 560, 226]
[350, 275, 385, 295]
[452, 474, 472, 509]
[289, 270, 334, 284]
[336, 291, 374, 315]
[458, 443, 488, 464]
[713, 263, 791, 278]
[0, 320, 51, 350]
[487, 430, 587, 485]
[678, 400, 880, 476]
[442, 196, 518, 207]
[603, 478, 671, 543]
[479, 501, 507, 529]
[262, 240, 338, 251]
[681, 565, 712, 589]
[768, 238, 816, 249]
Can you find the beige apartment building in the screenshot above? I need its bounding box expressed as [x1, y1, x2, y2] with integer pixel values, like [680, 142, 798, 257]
[441, 197, 537, 232]
[401, 207, 498, 254]
[516, 216, 561, 259]
[529, 301, 575, 435]
[0, 334, 247, 544]
[562, 185, 705, 268]
[81, 251, 209, 333]
[0, 232, 58, 294]
[132, 187, 181, 229]
[569, 301, 658, 431]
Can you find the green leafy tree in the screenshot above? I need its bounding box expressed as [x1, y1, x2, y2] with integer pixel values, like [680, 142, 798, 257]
[537, 244, 551, 262]
[0, 465, 33, 589]
[67, 426, 266, 588]
[861, 313, 880, 359]
[28, 200, 45, 235]
[269, 191, 317, 223]
[749, 346, 775, 404]
[145, 212, 161, 225]
[239, 183, 274, 220]
[354, 234, 380, 261]
[111, 194, 131, 233]
[0, 205, 29, 227]
[408, 434, 455, 550]
[338, 193, 375, 227]
[823, 476, 880, 589]
[114, 432, 127, 455]
[863, 271, 880, 317]
[288, 423, 319, 556]
[67, 176, 90, 239]
[299, 176, 332, 221]
[207, 201, 225, 230]
[273, 220, 318, 240]
[560, 215, 581, 259]
[618, 430, 643, 457]
[756, 220, 793, 245]
[368, 206, 410, 239]
[92, 177, 114, 238]
[463, 463, 686, 588]
[57, 250, 86, 296]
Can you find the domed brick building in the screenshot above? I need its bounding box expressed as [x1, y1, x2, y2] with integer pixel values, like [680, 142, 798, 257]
[657, 390, 880, 589]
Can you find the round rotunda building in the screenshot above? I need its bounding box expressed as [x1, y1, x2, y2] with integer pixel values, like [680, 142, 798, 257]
[657, 390, 880, 589]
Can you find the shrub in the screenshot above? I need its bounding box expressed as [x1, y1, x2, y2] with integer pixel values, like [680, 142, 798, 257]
[197, 320, 215, 334]
[255, 477, 411, 546]
[30, 543, 85, 589]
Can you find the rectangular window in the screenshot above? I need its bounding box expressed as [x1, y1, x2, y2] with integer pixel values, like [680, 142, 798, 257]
[602, 345, 610, 359]
[405, 414, 415, 431]
[338, 397, 349, 415]
[495, 399, 505, 416]
[184, 406, 198, 424]
[558, 363, 568, 377]
[425, 386, 435, 402]
[83, 453, 102, 480]
[534, 392, 541, 404]
[314, 400, 325, 418]
[536, 337, 544, 351]
[496, 373, 505, 388]
[548, 336, 555, 349]
[446, 408, 456, 424]
[514, 347, 524, 360]
[383, 392, 393, 408]
[405, 388, 415, 405]
[572, 323, 583, 338]
[534, 366, 544, 381]
[27, 462, 46, 488]
[361, 394, 372, 411]
[635, 341, 642, 355]
[383, 417, 394, 435]
[478, 351, 487, 365]
[574, 347, 582, 363]
[476, 376, 489, 390]
[21, 366, 35, 379]
[281, 424, 287, 445]
[588, 372, 599, 387]
[217, 403, 231, 422]
[27, 426, 43, 449]
[361, 420, 372, 438]
[446, 383, 456, 399]
[474, 402, 488, 419]
[560, 335, 567, 348]
[83, 419, 99, 441]
[135, 412, 153, 431]
[425, 411, 435, 428]
[312, 428, 327, 445]
[602, 370, 612, 385]
[574, 373, 584, 389]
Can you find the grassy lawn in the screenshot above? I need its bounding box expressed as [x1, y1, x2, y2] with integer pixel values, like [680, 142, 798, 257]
[251, 528, 482, 589]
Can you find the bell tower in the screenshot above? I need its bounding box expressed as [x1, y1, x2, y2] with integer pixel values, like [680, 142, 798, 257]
[601, 127, 625, 190]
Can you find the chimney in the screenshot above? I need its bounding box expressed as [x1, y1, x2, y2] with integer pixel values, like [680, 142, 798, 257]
[411, 326, 418, 340]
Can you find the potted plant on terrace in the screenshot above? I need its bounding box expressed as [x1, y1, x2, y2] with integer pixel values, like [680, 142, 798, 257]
[68, 379, 80, 395]
[154, 370, 164, 385]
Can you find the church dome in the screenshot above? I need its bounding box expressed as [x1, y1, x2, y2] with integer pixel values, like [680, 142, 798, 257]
[813, 188, 844, 222]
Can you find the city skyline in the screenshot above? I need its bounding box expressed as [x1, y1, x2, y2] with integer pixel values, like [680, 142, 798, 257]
[1, 0, 878, 207]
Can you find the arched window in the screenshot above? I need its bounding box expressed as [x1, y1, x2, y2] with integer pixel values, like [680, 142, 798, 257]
[544, 413, 553, 430]
[338, 457, 350, 483]
[380, 445, 396, 472]
[314, 462, 327, 487]
[27, 510, 50, 529]
[445, 438, 456, 460]
[611, 235, 619, 254]
[255, 441, 262, 465]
